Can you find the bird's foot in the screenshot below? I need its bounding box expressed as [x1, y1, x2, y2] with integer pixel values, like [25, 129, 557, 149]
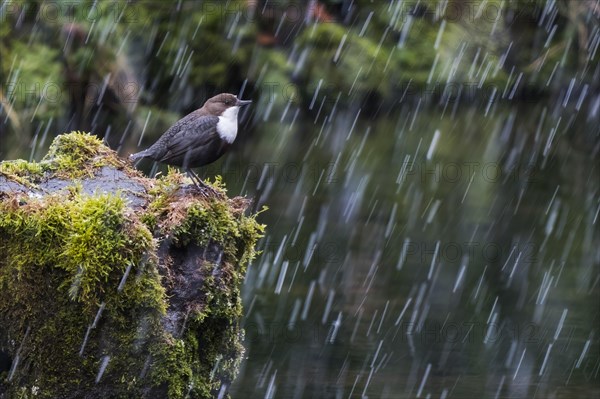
[185, 171, 226, 199]
[193, 182, 225, 199]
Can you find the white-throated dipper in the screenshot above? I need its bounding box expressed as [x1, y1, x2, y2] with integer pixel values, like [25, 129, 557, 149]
[130, 93, 252, 190]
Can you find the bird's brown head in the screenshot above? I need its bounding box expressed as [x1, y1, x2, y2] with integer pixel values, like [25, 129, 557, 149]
[202, 93, 252, 116]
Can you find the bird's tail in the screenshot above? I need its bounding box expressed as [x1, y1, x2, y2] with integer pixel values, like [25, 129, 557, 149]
[129, 149, 150, 163]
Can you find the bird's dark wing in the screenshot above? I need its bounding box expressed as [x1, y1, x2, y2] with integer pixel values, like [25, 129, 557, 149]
[158, 115, 220, 164]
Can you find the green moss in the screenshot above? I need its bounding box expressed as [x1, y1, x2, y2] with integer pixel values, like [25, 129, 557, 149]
[0, 159, 44, 178]
[153, 180, 265, 269]
[187, 264, 247, 389]
[0, 190, 165, 397]
[0, 132, 265, 398]
[43, 131, 124, 178]
[136, 170, 264, 398]
[149, 337, 206, 399]
[0, 158, 48, 186]
[140, 168, 184, 230]
[141, 170, 265, 271]
[0, 131, 128, 186]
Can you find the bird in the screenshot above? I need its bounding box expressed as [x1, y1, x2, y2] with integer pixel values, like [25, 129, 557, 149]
[130, 93, 252, 192]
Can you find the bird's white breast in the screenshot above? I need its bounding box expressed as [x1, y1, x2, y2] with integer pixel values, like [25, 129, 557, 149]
[217, 106, 240, 144]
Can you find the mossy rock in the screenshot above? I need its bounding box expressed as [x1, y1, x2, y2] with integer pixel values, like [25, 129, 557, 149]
[0, 132, 265, 398]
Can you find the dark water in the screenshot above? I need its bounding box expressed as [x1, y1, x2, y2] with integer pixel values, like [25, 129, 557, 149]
[202, 100, 600, 398]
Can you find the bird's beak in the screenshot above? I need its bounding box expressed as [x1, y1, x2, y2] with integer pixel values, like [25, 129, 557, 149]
[237, 99, 252, 107]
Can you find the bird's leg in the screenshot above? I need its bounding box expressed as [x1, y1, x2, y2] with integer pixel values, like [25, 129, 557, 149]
[185, 169, 222, 197]
[185, 169, 208, 189]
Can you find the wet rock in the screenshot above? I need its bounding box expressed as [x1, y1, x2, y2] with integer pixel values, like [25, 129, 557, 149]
[0, 132, 264, 398]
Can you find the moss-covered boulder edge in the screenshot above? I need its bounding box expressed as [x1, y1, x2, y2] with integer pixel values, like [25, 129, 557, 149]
[0, 132, 265, 398]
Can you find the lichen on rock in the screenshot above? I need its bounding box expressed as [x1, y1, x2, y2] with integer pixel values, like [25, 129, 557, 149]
[0, 132, 265, 398]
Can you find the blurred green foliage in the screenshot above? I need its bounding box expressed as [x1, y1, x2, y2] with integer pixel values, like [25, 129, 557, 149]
[0, 0, 597, 157]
